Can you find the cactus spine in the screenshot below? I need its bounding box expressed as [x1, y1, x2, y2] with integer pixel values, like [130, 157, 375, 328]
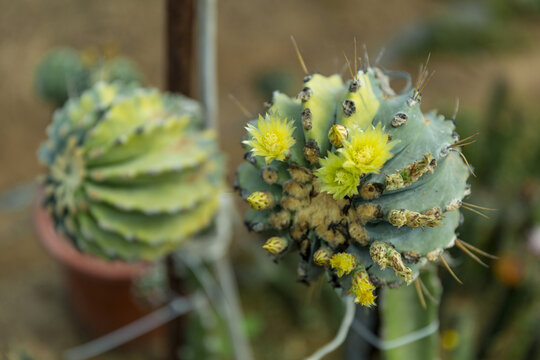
[39, 82, 224, 261]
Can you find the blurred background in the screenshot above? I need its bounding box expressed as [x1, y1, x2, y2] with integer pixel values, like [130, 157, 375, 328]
[0, 0, 538, 359]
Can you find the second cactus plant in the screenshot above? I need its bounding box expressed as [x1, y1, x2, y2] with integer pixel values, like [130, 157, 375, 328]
[39, 82, 224, 261]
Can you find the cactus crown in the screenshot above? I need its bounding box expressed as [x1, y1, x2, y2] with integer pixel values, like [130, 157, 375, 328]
[39, 82, 224, 261]
[236, 63, 471, 306]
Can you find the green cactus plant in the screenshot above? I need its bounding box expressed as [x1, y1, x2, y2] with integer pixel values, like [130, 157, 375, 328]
[35, 48, 88, 107]
[38, 81, 224, 261]
[237, 62, 472, 298]
[235, 55, 486, 357]
[35, 47, 143, 107]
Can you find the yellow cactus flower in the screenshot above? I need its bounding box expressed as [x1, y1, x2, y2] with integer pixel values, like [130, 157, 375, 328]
[339, 123, 395, 175]
[315, 152, 360, 199]
[243, 114, 296, 165]
[350, 268, 376, 307]
[330, 252, 356, 277]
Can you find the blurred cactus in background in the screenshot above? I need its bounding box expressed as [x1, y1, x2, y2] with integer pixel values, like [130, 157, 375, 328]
[235, 45, 492, 356]
[439, 80, 540, 360]
[38, 82, 224, 261]
[35, 46, 143, 107]
[34, 48, 88, 107]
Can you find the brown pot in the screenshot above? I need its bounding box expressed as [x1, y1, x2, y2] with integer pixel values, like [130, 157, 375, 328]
[32, 192, 163, 341]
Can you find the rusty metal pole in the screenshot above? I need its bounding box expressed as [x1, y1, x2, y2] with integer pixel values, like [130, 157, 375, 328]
[166, 0, 195, 97]
[166, 1, 196, 359]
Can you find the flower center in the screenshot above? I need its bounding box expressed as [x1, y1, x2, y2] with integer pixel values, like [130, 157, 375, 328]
[354, 145, 374, 164]
[264, 131, 280, 151]
[334, 170, 349, 184]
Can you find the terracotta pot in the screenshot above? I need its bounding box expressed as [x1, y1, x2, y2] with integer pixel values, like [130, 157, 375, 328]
[33, 192, 162, 341]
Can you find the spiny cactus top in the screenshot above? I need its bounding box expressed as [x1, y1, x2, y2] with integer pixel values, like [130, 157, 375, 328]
[236, 66, 471, 307]
[39, 82, 224, 261]
[35, 47, 143, 107]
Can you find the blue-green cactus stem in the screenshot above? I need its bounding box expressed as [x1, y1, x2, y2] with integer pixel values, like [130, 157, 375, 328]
[236, 64, 472, 305]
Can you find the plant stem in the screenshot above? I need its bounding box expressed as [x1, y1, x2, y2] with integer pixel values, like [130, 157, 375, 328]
[381, 269, 441, 360]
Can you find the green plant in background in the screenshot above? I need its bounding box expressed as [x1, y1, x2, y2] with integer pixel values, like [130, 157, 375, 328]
[254, 69, 296, 101]
[38, 82, 224, 261]
[438, 81, 540, 360]
[35, 46, 143, 107]
[235, 49, 489, 357]
[386, 2, 528, 60]
[489, 0, 540, 18]
[5, 349, 34, 360]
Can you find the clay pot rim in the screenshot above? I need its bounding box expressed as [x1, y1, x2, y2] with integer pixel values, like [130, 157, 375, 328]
[33, 190, 150, 280]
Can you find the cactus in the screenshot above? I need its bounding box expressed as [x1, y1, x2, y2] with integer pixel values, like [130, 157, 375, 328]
[236, 61, 473, 312]
[38, 82, 224, 261]
[35, 48, 88, 107]
[35, 47, 143, 107]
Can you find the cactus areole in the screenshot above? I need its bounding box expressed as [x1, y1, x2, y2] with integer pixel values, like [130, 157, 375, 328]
[236, 66, 471, 306]
[39, 82, 224, 261]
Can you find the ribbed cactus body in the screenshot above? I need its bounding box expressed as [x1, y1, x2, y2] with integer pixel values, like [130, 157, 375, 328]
[35, 47, 143, 107]
[39, 82, 224, 261]
[236, 67, 470, 303]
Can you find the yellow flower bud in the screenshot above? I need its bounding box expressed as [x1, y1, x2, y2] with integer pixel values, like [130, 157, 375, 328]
[313, 247, 332, 267]
[262, 236, 288, 255]
[328, 125, 348, 148]
[246, 191, 274, 210]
